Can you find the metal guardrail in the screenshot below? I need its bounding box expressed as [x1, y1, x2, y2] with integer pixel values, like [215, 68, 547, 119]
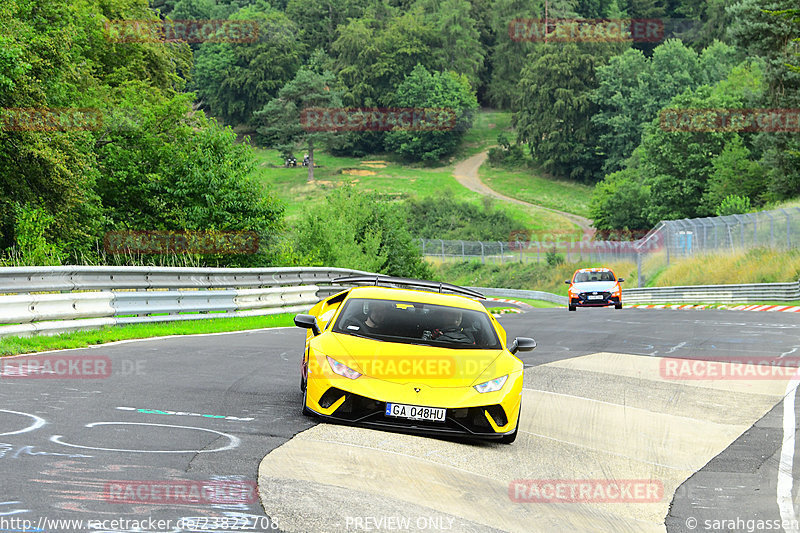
[0, 266, 373, 338]
[622, 280, 800, 304]
[467, 287, 568, 306]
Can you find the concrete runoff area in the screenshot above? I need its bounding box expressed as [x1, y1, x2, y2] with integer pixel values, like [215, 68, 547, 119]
[259, 352, 796, 532]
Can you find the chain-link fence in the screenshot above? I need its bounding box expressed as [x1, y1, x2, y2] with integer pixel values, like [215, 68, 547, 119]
[418, 238, 644, 265]
[418, 207, 800, 287]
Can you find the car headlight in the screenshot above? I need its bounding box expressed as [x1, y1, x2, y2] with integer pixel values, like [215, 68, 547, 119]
[474, 375, 508, 393]
[326, 356, 362, 380]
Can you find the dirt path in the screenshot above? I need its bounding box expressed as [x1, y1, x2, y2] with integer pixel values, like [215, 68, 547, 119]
[452, 151, 595, 235]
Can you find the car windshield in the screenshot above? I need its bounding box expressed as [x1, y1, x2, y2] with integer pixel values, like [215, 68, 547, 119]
[332, 298, 501, 350]
[575, 272, 615, 283]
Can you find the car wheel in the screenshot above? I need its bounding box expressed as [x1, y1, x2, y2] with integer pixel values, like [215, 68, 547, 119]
[500, 407, 521, 444]
[568, 305, 576, 312]
[615, 303, 623, 309]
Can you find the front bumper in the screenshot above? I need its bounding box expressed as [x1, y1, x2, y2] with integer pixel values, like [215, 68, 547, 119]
[305, 382, 521, 440]
[570, 293, 621, 307]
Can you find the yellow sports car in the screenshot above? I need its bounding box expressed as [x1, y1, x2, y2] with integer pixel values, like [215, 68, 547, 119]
[293, 276, 536, 443]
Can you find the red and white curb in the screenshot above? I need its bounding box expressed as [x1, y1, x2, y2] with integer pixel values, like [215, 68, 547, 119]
[628, 304, 800, 312]
[486, 297, 531, 317]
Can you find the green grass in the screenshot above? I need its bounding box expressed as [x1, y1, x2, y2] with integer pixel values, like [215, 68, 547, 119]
[252, 146, 579, 236]
[0, 314, 295, 357]
[480, 166, 594, 219]
[486, 296, 561, 308]
[453, 110, 513, 159]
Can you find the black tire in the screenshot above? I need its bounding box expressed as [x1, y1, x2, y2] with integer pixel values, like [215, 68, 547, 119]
[500, 407, 521, 444]
[568, 305, 576, 312]
[615, 303, 623, 310]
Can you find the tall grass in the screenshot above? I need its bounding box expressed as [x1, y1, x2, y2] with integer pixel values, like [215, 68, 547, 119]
[431, 259, 637, 296]
[651, 248, 800, 286]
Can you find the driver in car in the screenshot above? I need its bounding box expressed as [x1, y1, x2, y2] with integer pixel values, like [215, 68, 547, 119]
[343, 300, 392, 335]
[431, 309, 476, 344]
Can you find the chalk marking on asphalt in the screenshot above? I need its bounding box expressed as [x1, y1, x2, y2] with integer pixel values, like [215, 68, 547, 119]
[50, 422, 240, 454]
[0, 502, 28, 516]
[666, 342, 688, 354]
[780, 346, 800, 359]
[777, 366, 800, 532]
[0, 410, 46, 437]
[115, 406, 254, 421]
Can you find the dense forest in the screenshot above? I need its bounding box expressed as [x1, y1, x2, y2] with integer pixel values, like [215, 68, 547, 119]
[0, 0, 797, 273]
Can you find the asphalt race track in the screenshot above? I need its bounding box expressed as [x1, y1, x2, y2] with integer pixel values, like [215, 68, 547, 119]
[1, 308, 800, 532]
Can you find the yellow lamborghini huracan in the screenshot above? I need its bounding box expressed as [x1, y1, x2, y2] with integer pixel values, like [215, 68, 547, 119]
[293, 276, 536, 444]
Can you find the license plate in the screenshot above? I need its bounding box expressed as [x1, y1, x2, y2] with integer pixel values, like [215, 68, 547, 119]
[587, 295, 603, 300]
[385, 403, 446, 423]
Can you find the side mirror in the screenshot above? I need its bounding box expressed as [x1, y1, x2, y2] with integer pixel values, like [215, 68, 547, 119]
[564, 280, 571, 284]
[617, 278, 625, 283]
[294, 314, 321, 336]
[509, 337, 537, 355]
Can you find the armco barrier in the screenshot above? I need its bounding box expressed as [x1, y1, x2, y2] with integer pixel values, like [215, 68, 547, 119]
[0, 266, 373, 338]
[622, 280, 800, 304]
[466, 287, 568, 306]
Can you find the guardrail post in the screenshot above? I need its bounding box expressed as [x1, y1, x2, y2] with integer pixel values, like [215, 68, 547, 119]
[498, 241, 504, 264]
[781, 208, 791, 249]
[637, 252, 644, 288]
[480, 241, 485, 264]
[440, 239, 445, 261]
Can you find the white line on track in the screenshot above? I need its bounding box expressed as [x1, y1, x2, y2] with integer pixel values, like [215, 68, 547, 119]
[777, 368, 800, 532]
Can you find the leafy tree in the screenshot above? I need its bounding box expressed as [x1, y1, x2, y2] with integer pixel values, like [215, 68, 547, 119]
[254, 68, 344, 181]
[95, 93, 285, 266]
[514, 41, 621, 182]
[293, 187, 431, 278]
[285, 0, 377, 53]
[703, 135, 766, 212]
[416, 0, 485, 91]
[729, 0, 800, 200]
[385, 65, 478, 162]
[591, 40, 739, 174]
[192, 4, 305, 125]
[589, 165, 650, 233]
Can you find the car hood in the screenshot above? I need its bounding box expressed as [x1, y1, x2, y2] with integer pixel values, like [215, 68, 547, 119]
[572, 281, 618, 292]
[327, 332, 504, 387]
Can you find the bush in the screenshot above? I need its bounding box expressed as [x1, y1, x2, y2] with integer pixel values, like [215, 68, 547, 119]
[715, 194, 751, 216]
[292, 187, 431, 278]
[1, 204, 65, 266]
[404, 193, 522, 241]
